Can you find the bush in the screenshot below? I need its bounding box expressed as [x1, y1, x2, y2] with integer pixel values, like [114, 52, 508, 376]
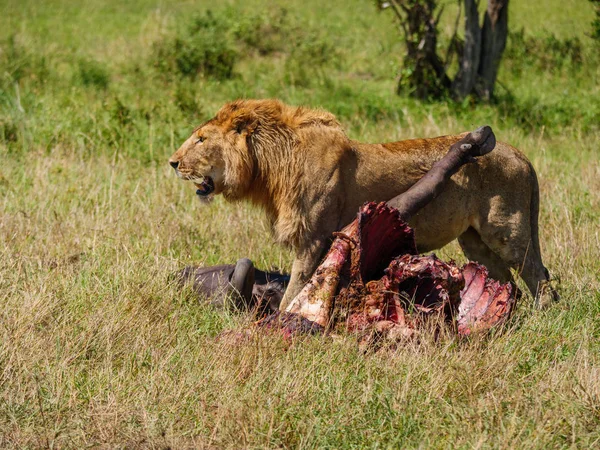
[151, 7, 340, 86]
[232, 7, 292, 55]
[152, 10, 238, 80]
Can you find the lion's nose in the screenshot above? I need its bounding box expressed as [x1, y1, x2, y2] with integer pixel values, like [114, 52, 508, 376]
[169, 160, 179, 169]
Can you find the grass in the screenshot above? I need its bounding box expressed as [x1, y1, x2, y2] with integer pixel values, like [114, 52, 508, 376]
[1, 0, 599, 447]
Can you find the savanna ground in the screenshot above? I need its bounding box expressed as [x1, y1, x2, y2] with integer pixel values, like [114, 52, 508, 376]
[1, 0, 599, 447]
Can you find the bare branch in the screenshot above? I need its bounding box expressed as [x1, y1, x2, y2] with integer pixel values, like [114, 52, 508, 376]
[396, 0, 411, 14]
[444, 0, 463, 69]
[387, 0, 407, 23]
[386, 0, 409, 37]
[434, 4, 445, 26]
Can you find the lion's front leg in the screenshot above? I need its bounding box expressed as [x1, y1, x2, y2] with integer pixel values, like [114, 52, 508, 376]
[279, 239, 329, 311]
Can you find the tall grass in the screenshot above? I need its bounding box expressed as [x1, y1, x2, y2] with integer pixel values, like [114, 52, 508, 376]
[1, 0, 599, 447]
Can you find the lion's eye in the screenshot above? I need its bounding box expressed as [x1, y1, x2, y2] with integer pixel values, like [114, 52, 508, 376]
[195, 136, 205, 144]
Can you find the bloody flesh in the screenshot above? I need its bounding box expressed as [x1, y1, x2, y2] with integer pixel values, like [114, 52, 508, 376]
[278, 202, 514, 341]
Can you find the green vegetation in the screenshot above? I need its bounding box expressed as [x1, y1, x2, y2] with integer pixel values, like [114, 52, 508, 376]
[1, 0, 599, 447]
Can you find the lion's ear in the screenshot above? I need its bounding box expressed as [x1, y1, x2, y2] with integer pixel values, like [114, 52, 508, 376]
[232, 113, 259, 136]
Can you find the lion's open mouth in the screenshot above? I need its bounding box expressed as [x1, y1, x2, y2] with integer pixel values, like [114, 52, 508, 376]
[194, 177, 215, 196]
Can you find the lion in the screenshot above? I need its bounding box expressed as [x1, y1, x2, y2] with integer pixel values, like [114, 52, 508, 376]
[169, 99, 557, 310]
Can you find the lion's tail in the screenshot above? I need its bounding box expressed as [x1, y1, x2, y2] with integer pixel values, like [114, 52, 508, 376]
[529, 161, 548, 279]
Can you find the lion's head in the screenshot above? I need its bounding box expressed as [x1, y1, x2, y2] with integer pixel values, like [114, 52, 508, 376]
[168, 102, 261, 200]
[169, 98, 343, 216]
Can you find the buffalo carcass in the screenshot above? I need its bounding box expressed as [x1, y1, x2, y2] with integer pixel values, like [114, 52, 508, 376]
[177, 258, 288, 314]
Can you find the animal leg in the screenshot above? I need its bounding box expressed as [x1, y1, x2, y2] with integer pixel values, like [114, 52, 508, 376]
[476, 216, 557, 308]
[458, 226, 517, 286]
[279, 239, 329, 311]
[518, 248, 558, 308]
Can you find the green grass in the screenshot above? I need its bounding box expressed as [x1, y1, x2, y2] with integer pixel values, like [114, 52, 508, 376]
[1, 0, 599, 447]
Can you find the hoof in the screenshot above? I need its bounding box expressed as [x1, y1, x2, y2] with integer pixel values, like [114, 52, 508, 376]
[535, 280, 560, 310]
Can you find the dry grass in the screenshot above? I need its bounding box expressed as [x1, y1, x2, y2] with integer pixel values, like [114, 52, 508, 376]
[1, 131, 599, 448]
[1, 0, 599, 447]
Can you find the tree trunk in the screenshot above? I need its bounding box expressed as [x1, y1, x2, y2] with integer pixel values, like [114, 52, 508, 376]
[476, 0, 509, 100]
[452, 0, 482, 99]
[382, 0, 509, 101]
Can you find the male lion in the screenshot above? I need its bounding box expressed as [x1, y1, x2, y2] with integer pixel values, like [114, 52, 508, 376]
[169, 99, 557, 309]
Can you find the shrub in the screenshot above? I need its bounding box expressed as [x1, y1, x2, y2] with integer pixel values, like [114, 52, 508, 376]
[151, 7, 340, 86]
[232, 7, 292, 55]
[152, 10, 238, 80]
